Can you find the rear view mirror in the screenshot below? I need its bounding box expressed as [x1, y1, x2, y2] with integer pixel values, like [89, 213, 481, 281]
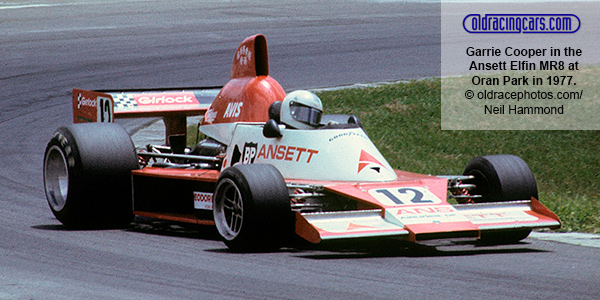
[263, 119, 282, 138]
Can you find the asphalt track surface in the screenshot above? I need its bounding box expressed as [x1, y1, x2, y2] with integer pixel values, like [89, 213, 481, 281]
[1, 1, 598, 299]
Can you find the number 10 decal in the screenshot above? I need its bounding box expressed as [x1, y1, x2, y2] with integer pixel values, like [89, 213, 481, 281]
[97, 96, 114, 123]
[369, 187, 442, 206]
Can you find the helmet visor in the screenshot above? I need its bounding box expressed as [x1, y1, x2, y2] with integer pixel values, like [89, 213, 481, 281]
[290, 102, 322, 127]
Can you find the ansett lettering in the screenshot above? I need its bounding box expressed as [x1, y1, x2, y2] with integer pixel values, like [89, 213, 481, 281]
[136, 94, 194, 105]
[256, 144, 318, 163]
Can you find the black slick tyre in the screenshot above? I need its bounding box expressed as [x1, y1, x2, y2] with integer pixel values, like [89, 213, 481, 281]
[213, 164, 292, 252]
[463, 155, 538, 243]
[43, 123, 139, 229]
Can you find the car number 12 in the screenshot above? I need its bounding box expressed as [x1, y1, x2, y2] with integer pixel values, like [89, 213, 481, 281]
[369, 187, 441, 206]
[97, 96, 114, 123]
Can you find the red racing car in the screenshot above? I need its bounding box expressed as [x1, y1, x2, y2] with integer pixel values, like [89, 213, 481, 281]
[43, 34, 560, 252]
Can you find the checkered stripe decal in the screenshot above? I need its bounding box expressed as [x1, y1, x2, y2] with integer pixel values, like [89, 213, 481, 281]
[194, 192, 213, 203]
[112, 94, 137, 109]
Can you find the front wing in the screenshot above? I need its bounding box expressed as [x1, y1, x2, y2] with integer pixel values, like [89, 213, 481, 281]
[295, 185, 560, 243]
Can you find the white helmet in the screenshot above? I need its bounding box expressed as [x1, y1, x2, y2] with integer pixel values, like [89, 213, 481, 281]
[280, 90, 323, 129]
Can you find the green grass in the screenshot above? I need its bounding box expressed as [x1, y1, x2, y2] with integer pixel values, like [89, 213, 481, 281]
[316, 78, 600, 233]
[187, 123, 201, 147]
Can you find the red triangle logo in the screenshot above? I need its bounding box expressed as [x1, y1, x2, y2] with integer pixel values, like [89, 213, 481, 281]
[357, 150, 384, 173]
[347, 222, 378, 231]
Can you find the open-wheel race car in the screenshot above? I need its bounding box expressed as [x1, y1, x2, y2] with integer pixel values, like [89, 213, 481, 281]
[43, 35, 560, 252]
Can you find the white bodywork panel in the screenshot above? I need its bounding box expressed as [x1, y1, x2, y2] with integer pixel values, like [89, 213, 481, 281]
[222, 124, 397, 182]
[199, 123, 238, 145]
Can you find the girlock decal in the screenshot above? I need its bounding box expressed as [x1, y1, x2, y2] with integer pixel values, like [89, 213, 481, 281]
[77, 93, 96, 109]
[134, 93, 197, 106]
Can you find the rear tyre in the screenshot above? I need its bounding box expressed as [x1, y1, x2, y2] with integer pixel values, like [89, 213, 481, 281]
[463, 155, 537, 243]
[43, 123, 139, 229]
[213, 164, 293, 252]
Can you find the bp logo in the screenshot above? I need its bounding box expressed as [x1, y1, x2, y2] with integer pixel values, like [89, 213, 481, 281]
[231, 142, 258, 165]
[242, 142, 258, 164]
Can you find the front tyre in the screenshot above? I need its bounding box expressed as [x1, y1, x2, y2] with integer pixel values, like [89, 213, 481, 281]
[463, 155, 538, 243]
[213, 164, 292, 252]
[464, 155, 538, 203]
[43, 123, 139, 228]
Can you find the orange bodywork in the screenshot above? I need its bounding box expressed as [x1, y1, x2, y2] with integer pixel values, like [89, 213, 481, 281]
[201, 34, 285, 127]
[132, 167, 220, 182]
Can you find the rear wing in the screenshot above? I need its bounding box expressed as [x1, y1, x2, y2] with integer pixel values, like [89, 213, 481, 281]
[72, 87, 221, 145]
[73, 87, 220, 122]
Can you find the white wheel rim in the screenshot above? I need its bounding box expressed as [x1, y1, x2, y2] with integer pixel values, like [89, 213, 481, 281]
[44, 145, 69, 211]
[213, 178, 244, 241]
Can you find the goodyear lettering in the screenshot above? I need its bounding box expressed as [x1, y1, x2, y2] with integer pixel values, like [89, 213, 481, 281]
[137, 95, 193, 105]
[55, 132, 75, 168]
[223, 102, 243, 118]
[256, 144, 318, 163]
[328, 131, 368, 142]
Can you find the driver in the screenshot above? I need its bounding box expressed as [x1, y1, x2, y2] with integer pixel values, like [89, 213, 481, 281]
[280, 90, 323, 129]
